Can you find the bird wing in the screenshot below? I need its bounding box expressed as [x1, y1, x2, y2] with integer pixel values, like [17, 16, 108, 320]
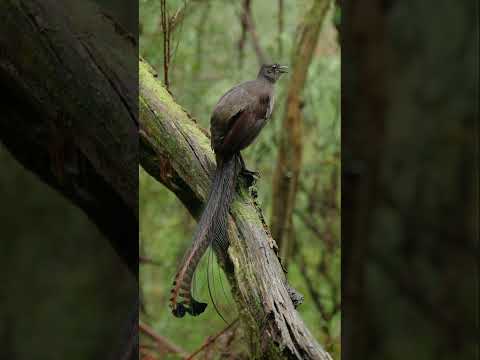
[211, 85, 257, 153]
[211, 85, 256, 124]
[220, 108, 265, 153]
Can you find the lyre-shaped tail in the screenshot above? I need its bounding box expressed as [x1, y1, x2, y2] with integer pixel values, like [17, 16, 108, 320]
[170, 229, 211, 317]
[169, 155, 239, 317]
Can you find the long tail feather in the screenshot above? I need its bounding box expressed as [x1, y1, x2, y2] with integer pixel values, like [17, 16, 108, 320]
[207, 247, 228, 323]
[169, 154, 239, 317]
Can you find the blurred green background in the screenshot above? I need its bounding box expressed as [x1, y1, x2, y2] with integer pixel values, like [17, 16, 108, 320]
[139, 0, 340, 358]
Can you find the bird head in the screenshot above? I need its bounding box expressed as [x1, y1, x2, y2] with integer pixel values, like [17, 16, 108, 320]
[258, 63, 288, 83]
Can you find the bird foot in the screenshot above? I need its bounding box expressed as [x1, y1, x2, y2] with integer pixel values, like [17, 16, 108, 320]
[241, 168, 260, 186]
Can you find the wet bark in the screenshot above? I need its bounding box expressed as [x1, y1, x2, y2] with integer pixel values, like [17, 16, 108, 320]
[0, 0, 138, 276]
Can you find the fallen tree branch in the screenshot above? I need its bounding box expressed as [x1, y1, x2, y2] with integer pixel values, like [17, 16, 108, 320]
[139, 58, 332, 360]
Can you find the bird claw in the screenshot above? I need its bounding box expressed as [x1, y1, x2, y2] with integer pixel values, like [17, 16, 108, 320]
[172, 300, 207, 318]
[238, 154, 259, 185]
[241, 168, 260, 185]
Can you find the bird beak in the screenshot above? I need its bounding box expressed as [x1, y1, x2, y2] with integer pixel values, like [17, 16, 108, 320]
[278, 65, 289, 73]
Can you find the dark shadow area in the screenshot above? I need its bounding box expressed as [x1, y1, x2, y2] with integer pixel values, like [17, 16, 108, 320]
[0, 145, 135, 359]
[0, 0, 138, 359]
[342, 1, 478, 359]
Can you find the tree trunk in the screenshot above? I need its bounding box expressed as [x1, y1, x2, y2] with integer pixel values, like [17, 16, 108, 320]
[0, 1, 139, 359]
[0, 0, 138, 275]
[271, 0, 332, 265]
[342, 1, 477, 358]
[139, 59, 332, 360]
[341, 1, 388, 357]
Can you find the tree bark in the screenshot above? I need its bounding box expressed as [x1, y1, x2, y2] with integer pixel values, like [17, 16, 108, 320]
[271, 0, 332, 265]
[0, 1, 138, 359]
[341, 2, 388, 358]
[139, 59, 332, 360]
[0, 0, 138, 275]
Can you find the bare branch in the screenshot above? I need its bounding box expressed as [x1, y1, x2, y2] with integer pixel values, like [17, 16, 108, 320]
[186, 319, 239, 360]
[238, 0, 250, 66]
[160, 0, 170, 89]
[237, 2, 269, 65]
[140, 322, 189, 358]
[278, 0, 284, 57]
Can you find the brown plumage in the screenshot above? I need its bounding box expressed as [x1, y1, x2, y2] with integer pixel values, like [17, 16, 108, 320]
[170, 64, 288, 318]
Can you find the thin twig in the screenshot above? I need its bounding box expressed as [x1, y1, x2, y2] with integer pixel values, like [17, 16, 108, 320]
[160, 0, 170, 89]
[139, 256, 162, 266]
[298, 253, 339, 328]
[186, 318, 239, 360]
[169, 0, 188, 31]
[238, 0, 250, 66]
[278, 0, 284, 57]
[140, 346, 158, 360]
[236, 6, 268, 65]
[140, 322, 188, 358]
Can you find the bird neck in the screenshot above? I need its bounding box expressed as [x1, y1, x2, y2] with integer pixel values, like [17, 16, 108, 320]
[256, 76, 276, 88]
[257, 73, 276, 84]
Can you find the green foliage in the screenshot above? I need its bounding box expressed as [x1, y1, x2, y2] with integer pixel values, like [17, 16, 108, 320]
[140, 0, 340, 357]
